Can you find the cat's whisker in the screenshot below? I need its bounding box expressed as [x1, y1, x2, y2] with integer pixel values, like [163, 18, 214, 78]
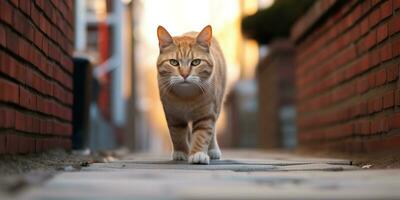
[159, 79, 175, 94]
[167, 82, 177, 93]
[193, 82, 206, 94]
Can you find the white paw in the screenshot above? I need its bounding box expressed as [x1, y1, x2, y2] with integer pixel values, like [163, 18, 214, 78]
[208, 149, 221, 160]
[172, 151, 188, 161]
[188, 152, 210, 165]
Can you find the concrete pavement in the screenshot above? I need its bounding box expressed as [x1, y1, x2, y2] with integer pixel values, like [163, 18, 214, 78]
[15, 150, 400, 200]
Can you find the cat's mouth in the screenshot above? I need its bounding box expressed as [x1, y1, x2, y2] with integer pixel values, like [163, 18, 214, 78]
[178, 81, 192, 86]
[171, 81, 202, 97]
[175, 81, 196, 90]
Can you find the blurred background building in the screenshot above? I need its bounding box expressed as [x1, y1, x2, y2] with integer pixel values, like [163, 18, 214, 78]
[242, 0, 314, 149]
[74, 0, 135, 151]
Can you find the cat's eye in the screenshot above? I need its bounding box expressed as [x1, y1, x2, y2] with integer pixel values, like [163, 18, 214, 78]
[191, 59, 201, 66]
[169, 59, 179, 66]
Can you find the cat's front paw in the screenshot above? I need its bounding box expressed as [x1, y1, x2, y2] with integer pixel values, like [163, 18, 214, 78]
[172, 151, 188, 161]
[208, 149, 221, 160]
[188, 152, 210, 165]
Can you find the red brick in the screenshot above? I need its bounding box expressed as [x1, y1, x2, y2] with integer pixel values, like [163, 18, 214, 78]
[356, 76, 369, 94]
[383, 116, 390, 132]
[19, 0, 31, 16]
[360, 120, 370, 135]
[15, 111, 26, 132]
[380, 0, 393, 20]
[35, 139, 41, 152]
[13, 10, 24, 35]
[371, 0, 382, 7]
[10, 0, 18, 7]
[26, 137, 36, 153]
[364, 134, 400, 152]
[368, 98, 375, 114]
[0, 107, 15, 128]
[371, 119, 380, 134]
[368, 73, 375, 88]
[356, 119, 370, 135]
[374, 117, 389, 133]
[0, 26, 5, 47]
[375, 69, 387, 86]
[389, 14, 400, 35]
[369, 49, 381, 67]
[380, 43, 393, 62]
[19, 86, 37, 111]
[396, 89, 400, 106]
[18, 137, 28, 154]
[39, 119, 46, 134]
[360, 18, 369, 36]
[389, 113, 400, 129]
[362, 1, 373, 15]
[359, 101, 368, 116]
[0, 55, 18, 80]
[350, 5, 362, 25]
[0, 135, 5, 154]
[25, 115, 33, 133]
[377, 23, 388, 43]
[6, 134, 19, 154]
[383, 90, 395, 109]
[387, 64, 399, 82]
[32, 117, 40, 133]
[63, 139, 72, 149]
[361, 30, 377, 52]
[16, 62, 26, 83]
[32, 72, 42, 92]
[393, 38, 400, 57]
[0, 0, 13, 25]
[395, 0, 400, 10]
[369, 9, 381, 28]
[367, 73, 375, 91]
[34, 30, 43, 49]
[0, 79, 19, 103]
[6, 29, 19, 55]
[373, 97, 383, 112]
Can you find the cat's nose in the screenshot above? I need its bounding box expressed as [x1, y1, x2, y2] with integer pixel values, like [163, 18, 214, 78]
[180, 72, 189, 79]
[179, 68, 190, 79]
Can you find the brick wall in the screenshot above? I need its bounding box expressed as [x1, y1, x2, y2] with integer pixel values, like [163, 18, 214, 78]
[0, 0, 74, 154]
[293, 0, 400, 152]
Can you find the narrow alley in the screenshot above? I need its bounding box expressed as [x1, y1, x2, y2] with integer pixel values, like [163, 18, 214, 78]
[1, 0, 400, 199]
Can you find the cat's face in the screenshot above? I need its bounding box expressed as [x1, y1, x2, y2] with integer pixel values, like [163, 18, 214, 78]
[156, 26, 213, 97]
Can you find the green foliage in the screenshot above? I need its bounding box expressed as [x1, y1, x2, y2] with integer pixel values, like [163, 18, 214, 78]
[242, 0, 314, 44]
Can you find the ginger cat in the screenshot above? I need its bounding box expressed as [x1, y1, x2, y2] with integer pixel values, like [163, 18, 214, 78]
[156, 25, 226, 164]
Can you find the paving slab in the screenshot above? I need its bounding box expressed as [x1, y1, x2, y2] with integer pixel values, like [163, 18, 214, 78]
[14, 150, 400, 200]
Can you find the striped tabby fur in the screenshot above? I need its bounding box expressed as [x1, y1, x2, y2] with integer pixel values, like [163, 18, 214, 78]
[156, 25, 226, 164]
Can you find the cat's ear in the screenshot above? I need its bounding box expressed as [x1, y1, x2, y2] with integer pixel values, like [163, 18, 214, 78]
[157, 26, 173, 49]
[196, 25, 212, 48]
